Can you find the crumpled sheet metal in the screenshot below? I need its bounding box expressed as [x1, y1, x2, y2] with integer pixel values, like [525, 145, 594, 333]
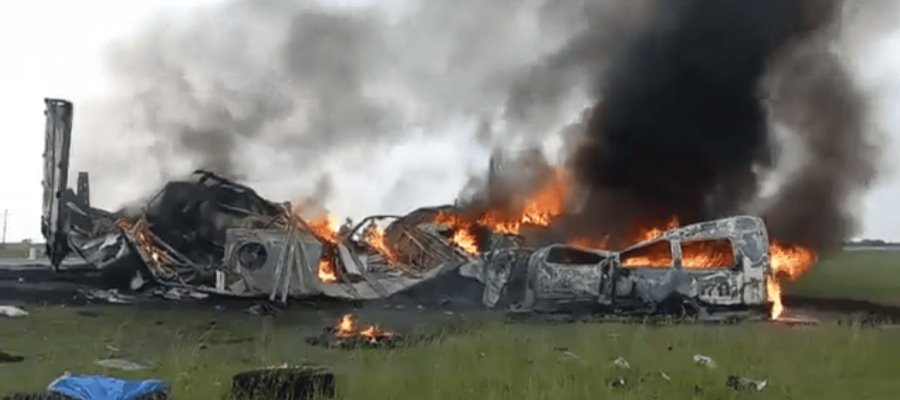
[460, 248, 533, 307]
[524, 246, 613, 311]
[223, 228, 324, 297]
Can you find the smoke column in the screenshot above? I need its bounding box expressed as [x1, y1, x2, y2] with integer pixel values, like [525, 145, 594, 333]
[560, 0, 878, 252]
[74, 0, 615, 218]
[72, 0, 886, 253]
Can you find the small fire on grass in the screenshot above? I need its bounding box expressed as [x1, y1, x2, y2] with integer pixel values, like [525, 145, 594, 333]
[307, 314, 401, 349]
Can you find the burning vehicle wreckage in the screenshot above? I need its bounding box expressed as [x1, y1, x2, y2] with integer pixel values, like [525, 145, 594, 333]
[40, 98, 790, 319]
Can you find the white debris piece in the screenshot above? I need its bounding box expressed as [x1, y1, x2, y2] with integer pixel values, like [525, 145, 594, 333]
[0, 306, 28, 318]
[660, 371, 672, 382]
[692, 354, 717, 369]
[94, 358, 149, 371]
[612, 356, 631, 369]
[727, 375, 768, 392]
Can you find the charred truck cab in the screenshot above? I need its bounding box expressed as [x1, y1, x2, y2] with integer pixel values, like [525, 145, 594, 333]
[520, 216, 771, 315]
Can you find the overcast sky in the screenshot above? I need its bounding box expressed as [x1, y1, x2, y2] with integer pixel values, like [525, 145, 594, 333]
[1, 0, 899, 243]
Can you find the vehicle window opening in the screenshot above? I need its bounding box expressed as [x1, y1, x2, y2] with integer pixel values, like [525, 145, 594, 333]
[546, 247, 605, 264]
[681, 239, 735, 269]
[621, 241, 673, 268]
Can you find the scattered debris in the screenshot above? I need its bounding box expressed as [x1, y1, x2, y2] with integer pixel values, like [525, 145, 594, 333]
[770, 314, 820, 326]
[81, 289, 134, 305]
[726, 375, 769, 392]
[93, 358, 149, 371]
[692, 354, 717, 369]
[247, 302, 278, 317]
[659, 371, 672, 382]
[560, 351, 582, 363]
[306, 314, 400, 349]
[612, 356, 631, 369]
[158, 287, 209, 301]
[608, 377, 627, 389]
[231, 364, 335, 400]
[0, 306, 28, 318]
[0, 350, 25, 363]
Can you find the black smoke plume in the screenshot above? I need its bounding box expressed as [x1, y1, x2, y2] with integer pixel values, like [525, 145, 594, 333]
[558, 0, 875, 252]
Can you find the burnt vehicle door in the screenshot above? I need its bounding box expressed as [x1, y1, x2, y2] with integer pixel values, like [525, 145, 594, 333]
[522, 245, 615, 312]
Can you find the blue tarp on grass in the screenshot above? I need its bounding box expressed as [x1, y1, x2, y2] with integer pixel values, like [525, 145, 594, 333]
[47, 374, 167, 400]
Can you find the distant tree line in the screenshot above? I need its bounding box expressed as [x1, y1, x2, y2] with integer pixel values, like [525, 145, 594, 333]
[844, 239, 900, 247]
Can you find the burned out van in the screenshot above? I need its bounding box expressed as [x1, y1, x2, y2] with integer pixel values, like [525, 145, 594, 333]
[519, 216, 771, 315]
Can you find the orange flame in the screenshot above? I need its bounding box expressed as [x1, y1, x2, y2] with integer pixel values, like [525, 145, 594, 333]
[300, 213, 343, 282]
[362, 224, 399, 263]
[635, 216, 680, 242]
[331, 314, 397, 344]
[766, 278, 784, 319]
[318, 258, 338, 283]
[430, 167, 571, 252]
[476, 167, 570, 234]
[433, 212, 481, 254]
[766, 241, 817, 319]
[452, 229, 479, 255]
[307, 213, 340, 244]
[681, 239, 734, 269]
[769, 241, 817, 280]
[117, 218, 172, 275]
[570, 236, 611, 249]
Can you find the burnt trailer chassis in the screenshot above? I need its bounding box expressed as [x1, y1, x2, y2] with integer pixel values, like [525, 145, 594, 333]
[35, 98, 777, 316]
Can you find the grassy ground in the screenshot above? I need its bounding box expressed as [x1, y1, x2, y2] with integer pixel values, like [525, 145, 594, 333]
[787, 250, 900, 305]
[0, 250, 898, 399]
[0, 243, 30, 259]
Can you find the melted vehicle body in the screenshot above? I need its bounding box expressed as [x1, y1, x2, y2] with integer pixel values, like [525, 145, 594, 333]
[513, 216, 770, 314]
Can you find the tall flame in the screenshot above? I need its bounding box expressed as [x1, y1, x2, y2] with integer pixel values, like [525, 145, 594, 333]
[307, 213, 340, 244]
[433, 212, 481, 254]
[766, 278, 784, 319]
[769, 241, 817, 280]
[362, 224, 399, 263]
[318, 258, 338, 283]
[451, 229, 479, 255]
[766, 241, 818, 319]
[635, 216, 680, 242]
[303, 213, 341, 283]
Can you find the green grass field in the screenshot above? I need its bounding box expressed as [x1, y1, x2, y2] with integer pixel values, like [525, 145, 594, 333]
[0, 243, 30, 259]
[787, 250, 900, 305]
[1, 250, 899, 399]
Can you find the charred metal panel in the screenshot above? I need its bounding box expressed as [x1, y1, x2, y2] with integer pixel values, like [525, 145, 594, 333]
[459, 247, 532, 307]
[382, 207, 472, 270]
[522, 245, 614, 311]
[76, 171, 90, 207]
[41, 99, 74, 268]
[223, 228, 324, 297]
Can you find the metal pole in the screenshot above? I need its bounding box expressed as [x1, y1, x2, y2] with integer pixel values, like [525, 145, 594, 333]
[2, 209, 7, 245]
